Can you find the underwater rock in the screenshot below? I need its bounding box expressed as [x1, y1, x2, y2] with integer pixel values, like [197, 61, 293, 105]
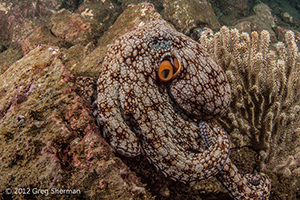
[20, 8, 104, 77]
[233, 3, 277, 43]
[46, 9, 102, 46]
[0, 0, 64, 47]
[79, 0, 122, 35]
[264, 0, 300, 28]
[97, 2, 162, 48]
[216, 0, 249, 15]
[0, 46, 23, 74]
[21, 25, 65, 54]
[215, 2, 277, 43]
[0, 45, 150, 199]
[162, 0, 220, 35]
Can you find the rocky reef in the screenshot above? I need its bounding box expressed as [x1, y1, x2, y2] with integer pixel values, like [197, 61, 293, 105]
[0, 44, 150, 199]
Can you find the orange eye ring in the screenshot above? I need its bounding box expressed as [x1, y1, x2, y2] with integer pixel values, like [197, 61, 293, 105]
[158, 57, 181, 82]
[172, 57, 181, 78]
[158, 61, 173, 82]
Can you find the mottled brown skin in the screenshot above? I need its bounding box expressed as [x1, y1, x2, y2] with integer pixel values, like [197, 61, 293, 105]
[217, 159, 271, 199]
[95, 20, 271, 199]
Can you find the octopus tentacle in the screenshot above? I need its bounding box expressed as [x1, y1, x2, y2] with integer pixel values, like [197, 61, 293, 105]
[119, 81, 230, 182]
[96, 69, 141, 157]
[217, 158, 271, 199]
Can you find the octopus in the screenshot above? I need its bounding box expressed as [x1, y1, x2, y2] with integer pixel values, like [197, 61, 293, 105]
[95, 20, 271, 199]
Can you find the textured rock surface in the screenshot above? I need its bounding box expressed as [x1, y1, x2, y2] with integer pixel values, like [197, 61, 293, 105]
[19, 8, 104, 78]
[232, 3, 277, 43]
[162, 0, 220, 35]
[0, 0, 75, 75]
[21, 8, 102, 54]
[0, 46, 23, 74]
[80, 0, 122, 34]
[211, 2, 278, 43]
[46, 9, 102, 46]
[265, 0, 300, 29]
[0, 45, 150, 199]
[215, 0, 249, 16]
[0, 0, 60, 74]
[20, 25, 65, 55]
[0, 0, 64, 47]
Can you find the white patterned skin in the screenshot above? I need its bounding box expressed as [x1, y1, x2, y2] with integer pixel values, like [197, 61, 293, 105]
[95, 20, 270, 199]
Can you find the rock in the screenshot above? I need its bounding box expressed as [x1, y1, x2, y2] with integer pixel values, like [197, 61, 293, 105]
[262, 0, 300, 29]
[232, 3, 277, 42]
[216, 0, 249, 16]
[79, 0, 123, 35]
[253, 3, 276, 28]
[0, 45, 150, 199]
[15, 9, 102, 81]
[0, 47, 23, 74]
[76, 45, 106, 78]
[121, 0, 164, 13]
[98, 2, 162, 47]
[0, 0, 64, 47]
[0, 2, 12, 46]
[0, 1, 68, 74]
[19, 8, 103, 76]
[60, 44, 86, 76]
[162, 0, 220, 35]
[46, 9, 102, 46]
[233, 21, 252, 33]
[20, 25, 64, 54]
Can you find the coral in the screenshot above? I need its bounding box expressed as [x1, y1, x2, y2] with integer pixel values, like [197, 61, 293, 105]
[200, 26, 300, 198]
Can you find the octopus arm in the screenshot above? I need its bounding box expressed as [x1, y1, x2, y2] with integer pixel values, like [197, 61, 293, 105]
[217, 158, 271, 199]
[96, 75, 141, 157]
[155, 122, 230, 183]
[133, 101, 231, 183]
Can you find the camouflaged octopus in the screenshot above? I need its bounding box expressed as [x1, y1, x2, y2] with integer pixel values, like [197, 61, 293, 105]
[95, 20, 271, 199]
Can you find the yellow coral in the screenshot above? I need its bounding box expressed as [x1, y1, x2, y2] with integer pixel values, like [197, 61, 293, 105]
[200, 26, 300, 198]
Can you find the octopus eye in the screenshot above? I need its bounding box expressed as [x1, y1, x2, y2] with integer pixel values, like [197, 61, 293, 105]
[158, 57, 181, 82]
[158, 61, 173, 82]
